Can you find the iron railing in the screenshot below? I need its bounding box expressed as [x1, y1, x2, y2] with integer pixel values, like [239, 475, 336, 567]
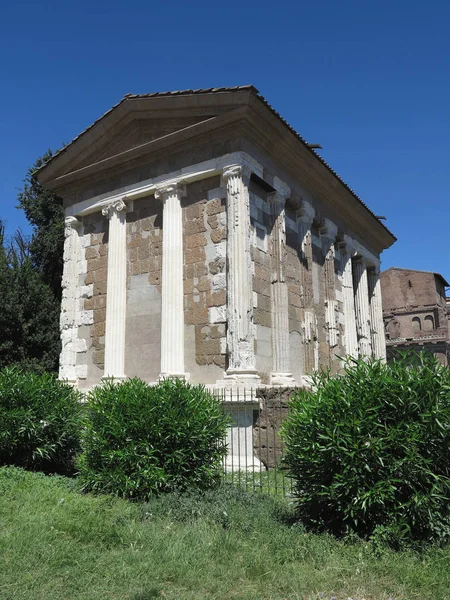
[213, 387, 294, 498]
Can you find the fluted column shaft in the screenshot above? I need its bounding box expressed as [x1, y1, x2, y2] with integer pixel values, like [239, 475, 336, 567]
[103, 199, 127, 379]
[352, 257, 372, 357]
[297, 203, 317, 375]
[269, 191, 295, 385]
[59, 216, 81, 383]
[368, 268, 386, 360]
[156, 182, 187, 379]
[340, 246, 359, 358]
[322, 222, 339, 350]
[223, 165, 258, 379]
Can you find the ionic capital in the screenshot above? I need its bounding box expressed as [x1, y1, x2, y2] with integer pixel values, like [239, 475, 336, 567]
[102, 199, 127, 219]
[64, 216, 81, 234]
[154, 180, 186, 202]
[273, 176, 290, 201]
[222, 164, 251, 184]
[320, 218, 339, 242]
[296, 200, 315, 225]
[268, 190, 287, 210]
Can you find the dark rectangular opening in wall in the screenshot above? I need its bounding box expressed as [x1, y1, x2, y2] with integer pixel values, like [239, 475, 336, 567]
[250, 173, 275, 193]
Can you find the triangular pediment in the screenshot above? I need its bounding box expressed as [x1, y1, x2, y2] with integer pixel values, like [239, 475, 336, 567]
[70, 115, 214, 171]
[38, 87, 256, 185]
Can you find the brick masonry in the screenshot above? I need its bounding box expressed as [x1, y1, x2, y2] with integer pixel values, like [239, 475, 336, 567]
[381, 268, 450, 366]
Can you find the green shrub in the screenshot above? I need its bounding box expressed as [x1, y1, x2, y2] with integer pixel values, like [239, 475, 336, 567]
[0, 367, 82, 474]
[281, 354, 450, 546]
[78, 378, 230, 500]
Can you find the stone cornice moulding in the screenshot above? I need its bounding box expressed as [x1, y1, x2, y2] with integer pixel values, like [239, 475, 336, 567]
[66, 152, 264, 218]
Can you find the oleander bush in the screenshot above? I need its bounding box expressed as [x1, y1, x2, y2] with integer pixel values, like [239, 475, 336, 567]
[281, 353, 450, 547]
[0, 367, 82, 474]
[78, 377, 230, 500]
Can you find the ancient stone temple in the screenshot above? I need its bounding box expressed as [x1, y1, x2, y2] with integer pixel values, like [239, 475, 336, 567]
[37, 86, 396, 390]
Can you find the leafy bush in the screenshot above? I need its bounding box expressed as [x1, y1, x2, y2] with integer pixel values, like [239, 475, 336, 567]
[78, 378, 230, 500]
[281, 354, 450, 546]
[0, 367, 82, 474]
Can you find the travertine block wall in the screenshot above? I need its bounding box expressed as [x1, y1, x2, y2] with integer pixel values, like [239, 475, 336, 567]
[60, 152, 387, 389]
[249, 185, 273, 383]
[284, 208, 303, 383]
[125, 196, 163, 382]
[182, 177, 228, 382]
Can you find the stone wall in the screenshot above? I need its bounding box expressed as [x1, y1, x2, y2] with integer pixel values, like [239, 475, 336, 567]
[284, 206, 304, 382]
[74, 213, 109, 388]
[124, 195, 163, 382]
[249, 182, 273, 383]
[253, 387, 298, 469]
[183, 176, 227, 383]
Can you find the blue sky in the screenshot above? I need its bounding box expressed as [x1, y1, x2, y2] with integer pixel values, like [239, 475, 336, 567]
[1, 0, 449, 282]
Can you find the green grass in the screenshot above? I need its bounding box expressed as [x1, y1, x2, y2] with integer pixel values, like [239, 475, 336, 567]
[1, 467, 449, 600]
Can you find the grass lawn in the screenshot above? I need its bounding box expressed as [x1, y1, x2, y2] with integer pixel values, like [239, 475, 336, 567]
[1, 467, 449, 600]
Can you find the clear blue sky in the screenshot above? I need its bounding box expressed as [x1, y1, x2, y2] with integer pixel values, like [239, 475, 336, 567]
[1, 0, 449, 281]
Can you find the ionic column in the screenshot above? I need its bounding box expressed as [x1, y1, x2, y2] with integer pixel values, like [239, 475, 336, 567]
[297, 202, 318, 376]
[59, 216, 81, 384]
[368, 267, 386, 360]
[321, 220, 339, 350]
[339, 244, 358, 358]
[155, 182, 187, 379]
[102, 199, 128, 379]
[269, 189, 295, 385]
[352, 257, 372, 357]
[222, 165, 259, 382]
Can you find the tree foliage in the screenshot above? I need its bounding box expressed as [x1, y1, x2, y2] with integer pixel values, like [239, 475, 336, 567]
[0, 151, 64, 372]
[0, 222, 61, 372]
[17, 150, 65, 300]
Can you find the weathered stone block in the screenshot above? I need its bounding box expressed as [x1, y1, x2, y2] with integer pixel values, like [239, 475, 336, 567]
[85, 246, 99, 260]
[184, 219, 206, 235]
[211, 228, 226, 243]
[138, 245, 150, 260]
[208, 289, 226, 307]
[94, 267, 108, 282]
[206, 198, 225, 215]
[185, 233, 207, 249]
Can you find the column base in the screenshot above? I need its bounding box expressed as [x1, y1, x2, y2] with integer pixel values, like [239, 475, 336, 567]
[269, 372, 297, 386]
[101, 374, 127, 382]
[159, 372, 190, 382]
[217, 369, 261, 389]
[59, 376, 78, 388]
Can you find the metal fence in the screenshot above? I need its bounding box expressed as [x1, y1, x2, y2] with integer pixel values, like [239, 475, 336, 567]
[213, 387, 294, 498]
